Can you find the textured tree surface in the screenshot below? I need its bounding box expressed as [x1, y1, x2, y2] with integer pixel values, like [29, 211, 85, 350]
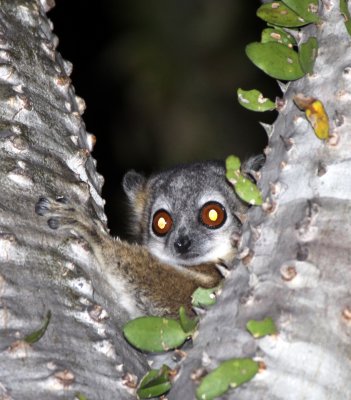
[168, 2, 351, 399]
[1, 1, 351, 400]
[0, 1, 148, 399]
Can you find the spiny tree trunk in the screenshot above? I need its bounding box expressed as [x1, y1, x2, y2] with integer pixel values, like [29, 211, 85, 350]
[0, 1, 148, 399]
[1, 1, 350, 400]
[168, 2, 351, 399]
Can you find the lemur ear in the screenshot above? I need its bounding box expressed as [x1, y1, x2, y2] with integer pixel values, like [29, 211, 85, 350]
[123, 170, 146, 202]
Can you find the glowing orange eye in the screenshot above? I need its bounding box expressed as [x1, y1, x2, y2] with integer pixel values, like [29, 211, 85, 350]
[200, 201, 226, 229]
[152, 209, 173, 236]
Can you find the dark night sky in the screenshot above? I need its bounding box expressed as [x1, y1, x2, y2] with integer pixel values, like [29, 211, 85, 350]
[49, 1, 276, 237]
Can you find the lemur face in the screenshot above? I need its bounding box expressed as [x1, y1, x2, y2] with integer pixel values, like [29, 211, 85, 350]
[123, 161, 247, 267]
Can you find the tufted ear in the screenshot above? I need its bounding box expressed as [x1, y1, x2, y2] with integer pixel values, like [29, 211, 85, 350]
[122, 170, 146, 202]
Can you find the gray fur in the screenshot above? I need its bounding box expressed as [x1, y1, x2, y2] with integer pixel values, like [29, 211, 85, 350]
[123, 158, 263, 267]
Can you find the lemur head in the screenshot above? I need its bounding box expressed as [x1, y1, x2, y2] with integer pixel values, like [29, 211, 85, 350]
[123, 161, 250, 267]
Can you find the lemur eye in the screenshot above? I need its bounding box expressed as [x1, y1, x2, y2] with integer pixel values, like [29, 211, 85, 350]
[200, 201, 226, 229]
[152, 209, 173, 236]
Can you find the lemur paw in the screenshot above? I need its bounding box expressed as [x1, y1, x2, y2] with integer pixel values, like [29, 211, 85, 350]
[35, 196, 76, 230]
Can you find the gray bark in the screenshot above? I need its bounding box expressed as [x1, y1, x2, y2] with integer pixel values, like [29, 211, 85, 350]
[0, 1, 148, 399]
[168, 1, 351, 399]
[1, 1, 350, 400]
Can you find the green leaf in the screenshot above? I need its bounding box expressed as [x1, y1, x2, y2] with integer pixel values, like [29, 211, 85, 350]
[246, 317, 278, 338]
[257, 2, 308, 27]
[196, 358, 259, 400]
[226, 154, 262, 205]
[225, 155, 241, 181]
[75, 394, 88, 400]
[24, 310, 51, 344]
[246, 42, 304, 80]
[123, 316, 189, 352]
[237, 88, 276, 112]
[299, 37, 318, 73]
[261, 28, 297, 46]
[340, 0, 351, 36]
[137, 365, 172, 399]
[192, 286, 218, 308]
[282, 0, 320, 23]
[234, 175, 263, 206]
[179, 306, 199, 334]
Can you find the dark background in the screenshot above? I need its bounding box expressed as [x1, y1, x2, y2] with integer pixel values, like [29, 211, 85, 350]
[49, 1, 276, 237]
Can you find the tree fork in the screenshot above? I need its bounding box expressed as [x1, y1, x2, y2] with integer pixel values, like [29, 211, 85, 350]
[0, 1, 350, 400]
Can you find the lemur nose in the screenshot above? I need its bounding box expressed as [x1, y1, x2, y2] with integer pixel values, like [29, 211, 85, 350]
[174, 235, 191, 254]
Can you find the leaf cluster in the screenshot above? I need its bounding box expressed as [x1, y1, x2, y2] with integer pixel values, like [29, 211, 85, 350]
[238, 0, 320, 113]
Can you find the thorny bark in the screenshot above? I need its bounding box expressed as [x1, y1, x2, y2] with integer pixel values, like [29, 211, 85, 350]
[168, 1, 351, 399]
[0, 1, 148, 399]
[0, 1, 351, 400]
